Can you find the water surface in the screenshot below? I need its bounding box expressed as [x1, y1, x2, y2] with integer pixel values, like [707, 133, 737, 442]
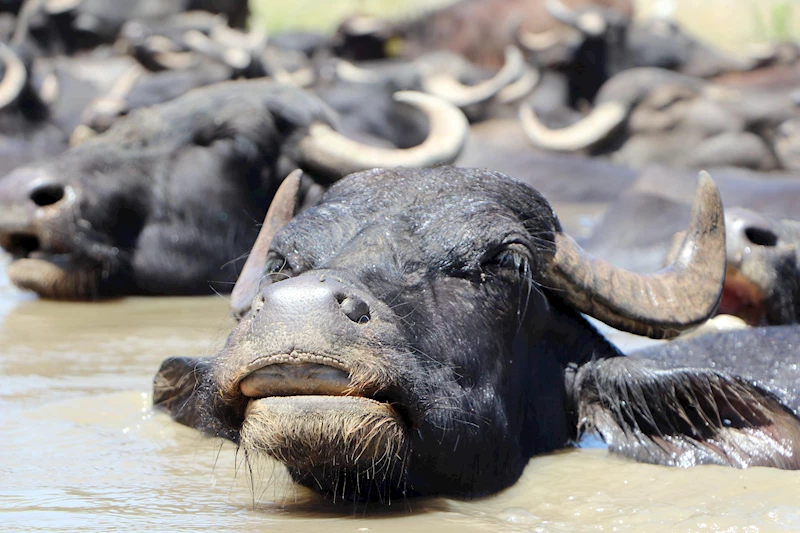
[2, 252, 799, 533]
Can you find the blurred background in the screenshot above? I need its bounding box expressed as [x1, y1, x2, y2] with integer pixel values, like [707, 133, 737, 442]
[252, 0, 800, 52]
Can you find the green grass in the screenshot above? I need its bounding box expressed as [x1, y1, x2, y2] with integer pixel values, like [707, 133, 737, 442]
[752, 0, 797, 41]
[249, 0, 446, 33]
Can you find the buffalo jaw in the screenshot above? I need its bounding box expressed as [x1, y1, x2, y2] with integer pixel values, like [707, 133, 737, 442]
[231, 354, 412, 501]
[241, 395, 408, 492]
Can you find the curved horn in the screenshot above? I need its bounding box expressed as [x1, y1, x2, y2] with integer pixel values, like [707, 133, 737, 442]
[546, 0, 607, 36]
[37, 71, 60, 105]
[519, 100, 627, 152]
[297, 91, 469, 179]
[334, 60, 383, 84]
[230, 170, 303, 318]
[211, 24, 268, 52]
[497, 66, 540, 104]
[421, 46, 525, 108]
[0, 43, 27, 110]
[543, 171, 725, 339]
[45, 0, 84, 14]
[184, 30, 251, 70]
[517, 25, 561, 51]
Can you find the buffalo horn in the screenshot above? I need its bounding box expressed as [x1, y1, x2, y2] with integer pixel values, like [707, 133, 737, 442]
[184, 30, 250, 70]
[519, 100, 626, 151]
[296, 91, 469, 179]
[44, 0, 83, 14]
[497, 66, 541, 104]
[543, 172, 725, 339]
[516, 25, 575, 52]
[210, 24, 268, 52]
[421, 46, 525, 108]
[0, 43, 26, 110]
[546, 0, 607, 36]
[334, 60, 383, 84]
[230, 170, 302, 318]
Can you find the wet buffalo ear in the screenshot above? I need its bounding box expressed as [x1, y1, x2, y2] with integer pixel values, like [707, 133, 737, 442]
[153, 356, 213, 430]
[573, 357, 800, 469]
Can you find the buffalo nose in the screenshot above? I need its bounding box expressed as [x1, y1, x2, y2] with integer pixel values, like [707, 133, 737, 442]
[725, 208, 779, 267]
[29, 182, 65, 207]
[256, 275, 371, 325]
[0, 169, 68, 234]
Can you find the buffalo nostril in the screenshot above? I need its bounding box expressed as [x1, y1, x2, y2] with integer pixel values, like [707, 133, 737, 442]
[30, 183, 65, 207]
[339, 295, 371, 324]
[744, 227, 778, 247]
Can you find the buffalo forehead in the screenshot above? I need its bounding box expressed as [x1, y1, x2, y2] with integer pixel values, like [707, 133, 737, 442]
[274, 168, 553, 273]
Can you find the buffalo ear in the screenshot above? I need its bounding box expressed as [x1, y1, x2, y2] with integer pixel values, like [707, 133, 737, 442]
[153, 356, 213, 430]
[574, 357, 800, 469]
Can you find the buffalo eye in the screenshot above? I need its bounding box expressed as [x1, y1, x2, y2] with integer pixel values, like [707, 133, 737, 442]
[262, 253, 292, 283]
[481, 244, 531, 279]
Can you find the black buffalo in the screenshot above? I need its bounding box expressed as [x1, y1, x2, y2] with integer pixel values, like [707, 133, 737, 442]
[153, 167, 800, 503]
[12, 0, 249, 55]
[0, 80, 468, 299]
[520, 67, 800, 170]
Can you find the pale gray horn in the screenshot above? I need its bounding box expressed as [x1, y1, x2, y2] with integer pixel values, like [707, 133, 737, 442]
[543, 171, 725, 339]
[44, 0, 83, 14]
[230, 170, 302, 318]
[0, 43, 26, 110]
[546, 0, 607, 36]
[421, 46, 525, 108]
[297, 91, 469, 178]
[519, 100, 627, 152]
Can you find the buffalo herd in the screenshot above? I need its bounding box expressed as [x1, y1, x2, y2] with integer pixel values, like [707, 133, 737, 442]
[2, 0, 800, 504]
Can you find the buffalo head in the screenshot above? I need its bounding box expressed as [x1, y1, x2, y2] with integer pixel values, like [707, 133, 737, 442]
[150, 167, 778, 503]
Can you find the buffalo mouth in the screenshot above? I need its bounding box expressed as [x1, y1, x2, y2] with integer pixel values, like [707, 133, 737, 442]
[717, 266, 765, 326]
[2, 231, 108, 299]
[235, 353, 410, 477]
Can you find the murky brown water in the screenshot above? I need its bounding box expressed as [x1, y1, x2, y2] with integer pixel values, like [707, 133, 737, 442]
[2, 251, 800, 533]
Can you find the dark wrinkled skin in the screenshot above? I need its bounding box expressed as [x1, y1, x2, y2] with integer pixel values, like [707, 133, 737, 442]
[154, 168, 800, 503]
[0, 80, 337, 299]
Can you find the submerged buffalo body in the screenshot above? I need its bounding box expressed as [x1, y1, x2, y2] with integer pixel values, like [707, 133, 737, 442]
[155, 167, 800, 502]
[0, 80, 468, 299]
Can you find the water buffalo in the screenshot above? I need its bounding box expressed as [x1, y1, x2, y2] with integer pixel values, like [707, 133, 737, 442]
[0, 80, 469, 299]
[12, 0, 249, 55]
[153, 166, 800, 502]
[321, 46, 529, 125]
[334, 0, 633, 105]
[520, 67, 800, 170]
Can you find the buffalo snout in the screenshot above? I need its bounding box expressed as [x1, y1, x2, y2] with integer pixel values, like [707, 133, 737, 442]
[251, 274, 372, 327]
[0, 168, 72, 244]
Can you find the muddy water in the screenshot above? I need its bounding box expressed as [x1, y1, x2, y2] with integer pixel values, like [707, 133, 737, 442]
[2, 252, 800, 533]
